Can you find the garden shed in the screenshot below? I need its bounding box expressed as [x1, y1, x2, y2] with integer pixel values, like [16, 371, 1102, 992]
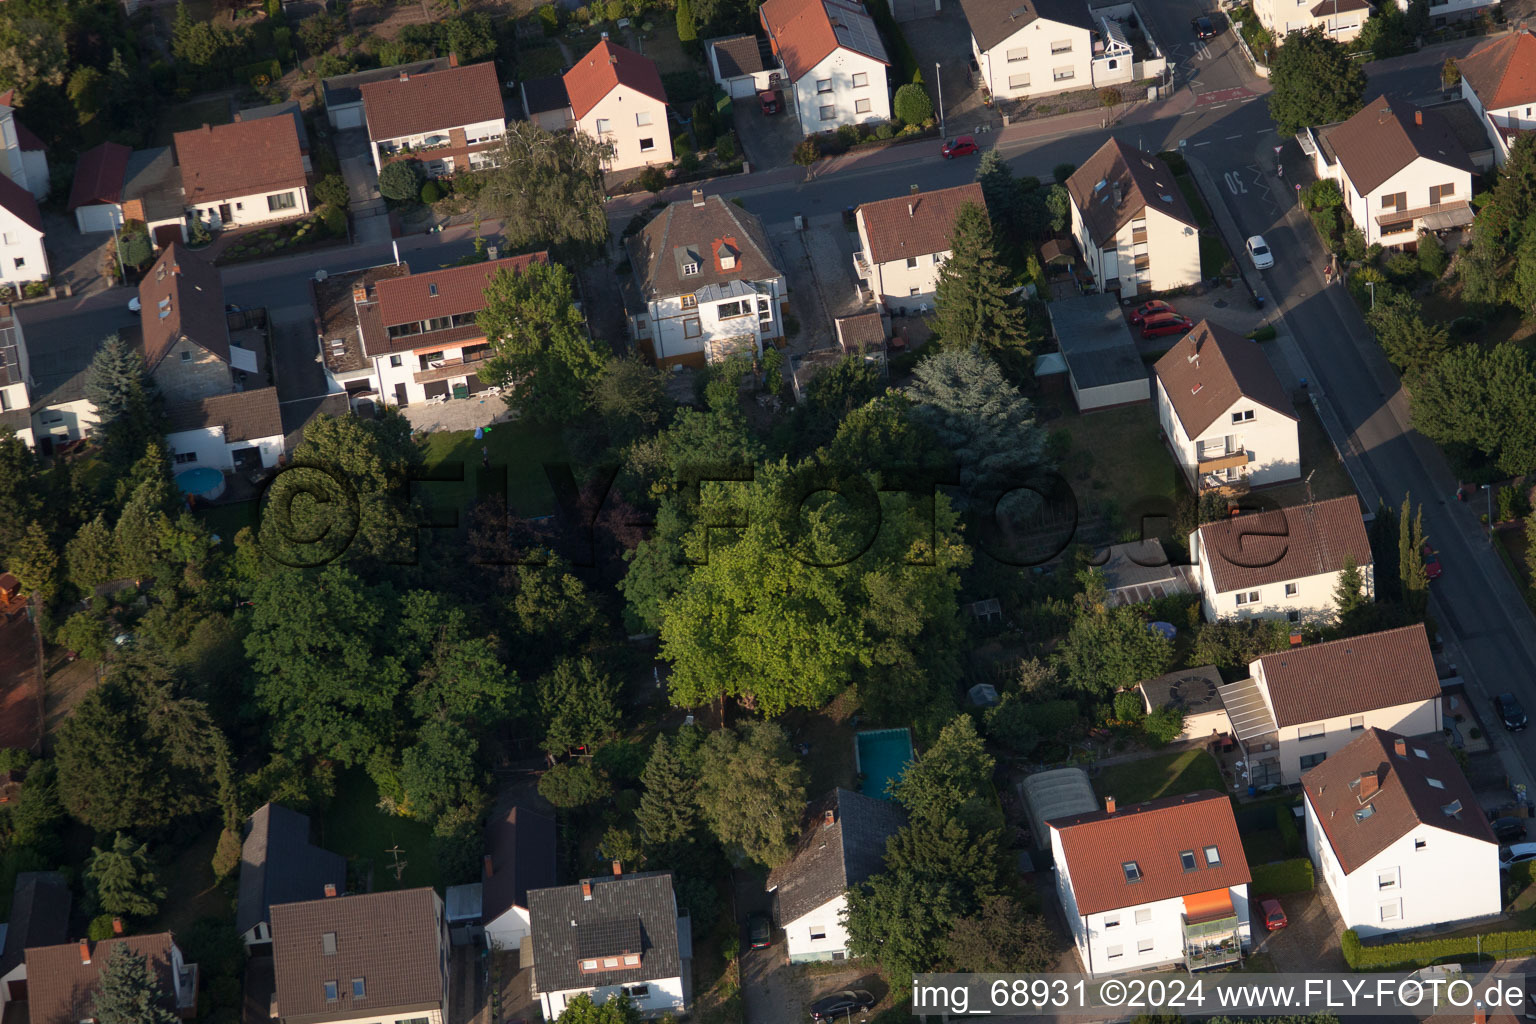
[1021, 767, 1098, 850]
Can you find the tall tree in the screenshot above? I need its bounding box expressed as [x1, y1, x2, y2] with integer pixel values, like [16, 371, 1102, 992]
[1332, 555, 1368, 621]
[67, 513, 117, 593]
[85, 333, 159, 465]
[1412, 342, 1536, 477]
[478, 122, 610, 258]
[0, 428, 40, 567]
[1266, 28, 1367, 135]
[590, 355, 671, 452]
[889, 715, 996, 831]
[477, 260, 606, 425]
[636, 733, 698, 845]
[87, 832, 166, 918]
[9, 519, 58, 602]
[1366, 291, 1449, 378]
[695, 721, 807, 865]
[932, 203, 1033, 362]
[1398, 497, 1429, 619]
[675, 0, 697, 42]
[944, 895, 1056, 973]
[538, 657, 621, 755]
[1057, 603, 1173, 695]
[94, 945, 179, 1024]
[55, 682, 187, 831]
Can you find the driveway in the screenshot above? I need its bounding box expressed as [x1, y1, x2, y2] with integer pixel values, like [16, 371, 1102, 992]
[904, 8, 997, 136]
[735, 98, 803, 171]
[335, 128, 391, 244]
[1250, 885, 1346, 972]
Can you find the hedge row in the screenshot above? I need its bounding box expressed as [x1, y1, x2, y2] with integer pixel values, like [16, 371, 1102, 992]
[1249, 858, 1314, 895]
[1343, 927, 1536, 970]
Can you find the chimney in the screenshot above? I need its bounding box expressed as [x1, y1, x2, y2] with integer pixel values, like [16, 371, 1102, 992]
[691, 188, 705, 207]
[111, 918, 123, 935]
[171, 263, 181, 277]
[202, 123, 212, 133]
[1415, 109, 1423, 126]
[449, 52, 459, 67]
[399, 71, 410, 82]
[232, 112, 242, 123]
[601, 30, 610, 40]
[581, 880, 593, 901]
[483, 855, 494, 880]
[324, 882, 337, 897]
[79, 940, 92, 965]
[612, 859, 622, 876]
[1359, 770, 1379, 799]
[1105, 796, 1116, 814]
[823, 809, 835, 828]
[1394, 738, 1407, 757]
[909, 183, 919, 194]
[1475, 1003, 1486, 1024]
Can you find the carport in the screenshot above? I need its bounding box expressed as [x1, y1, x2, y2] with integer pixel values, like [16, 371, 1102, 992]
[1021, 768, 1099, 851]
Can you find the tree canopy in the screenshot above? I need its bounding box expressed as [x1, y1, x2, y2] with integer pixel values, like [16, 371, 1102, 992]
[476, 260, 607, 425]
[695, 721, 806, 865]
[932, 203, 1033, 362]
[94, 944, 179, 1024]
[1267, 29, 1366, 136]
[477, 122, 611, 258]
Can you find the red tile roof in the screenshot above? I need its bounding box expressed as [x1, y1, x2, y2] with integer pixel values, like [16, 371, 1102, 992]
[174, 118, 307, 206]
[1197, 496, 1371, 594]
[1458, 30, 1536, 113]
[1154, 320, 1296, 437]
[0, 171, 42, 234]
[563, 40, 668, 121]
[760, 0, 889, 82]
[857, 182, 985, 266]
[1257, 625, 1440, 728]
[26, 934, 188, 1024]
[68, 142, 132, 212]
[1048, 791, 1250, 915]
[1303, 728, 1495, 875]
[138, 244, 230, 370]
[374, 252, 550, 331]
[360, 61, 505, 143]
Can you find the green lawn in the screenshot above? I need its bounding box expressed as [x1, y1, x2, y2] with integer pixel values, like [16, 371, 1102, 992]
[516, 42, 566, 80]
[318, 769, 440, 892]
[418, 418, 569, 519]
[1052, 404, 1183, 511]
[1261, 402, 1358, 508]
[1094, 749, 1224, 805]
[195, 500, 260, 548]
[634, 22, 699, 75]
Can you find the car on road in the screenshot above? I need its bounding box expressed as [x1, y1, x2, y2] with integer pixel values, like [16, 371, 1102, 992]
[942, 135, 979, 159]
[1421, 542, 1442, 580]
[1192, 14, 1216, 37]
[746, 911, 771, 950]
[1247, 235, 1275, 270]
[1494, 692, 1529, 731]
[810, 990, 876, 1021]
[1494, 817, 1529, 843]
[1260, 898, 1287, 931]
[759, 90, 781, 115]
[1142, 314, 1195, 339]
[1501, 842, 1536, 871]
[1130, 299, 1177, 325]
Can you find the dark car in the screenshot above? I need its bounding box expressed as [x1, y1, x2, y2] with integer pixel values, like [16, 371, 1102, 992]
[942, 135, 979, 159]
[1193, 14, 1216, 38]
[1261, 897, 1287, 931]
[1131, 299, 1177, 325]
[1495, 693, 1529, 731]
[810, 990, 876, 1021]
[1494, 817, 1530, 844]
[746, 911, 771, 949]
[1422, 542, 1443, 580]
[759, 90, 782, 114]
[1142, 314, 1195, 339]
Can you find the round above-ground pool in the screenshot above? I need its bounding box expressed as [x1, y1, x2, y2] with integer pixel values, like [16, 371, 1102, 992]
[176, 466, 226, 501]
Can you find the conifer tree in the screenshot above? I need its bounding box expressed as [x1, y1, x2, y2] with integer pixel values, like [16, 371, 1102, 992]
[932, 203, 1033, 362]
[94, 945, 179, 1024]
[636, 734, 697, 846]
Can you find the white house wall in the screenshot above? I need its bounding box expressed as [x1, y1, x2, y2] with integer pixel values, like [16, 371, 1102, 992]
[1193, 530, 1372, 624]
[1260, 692, 1442, 784]
[1254, 0, 1365, 40]
[32, 398, 99, 446]
[0, 215, 46, 290]
[974, 18, 1093, 101]
[189, 186, 311, 232]
[636, 277, 784, 367]
[783, 894, 852, 962]
[540, 976, 687, 1020]
[484, 906, 532, 951]
[1338, 157, 1471, 247]
[575, 86, 672, 173]
[855, 211, 949, 309]
[371, 117, 506, 174]
[166, 426, 285, 472]
[76, 202, 124, 234]
[1394, 0, 1498, 22]
[301, 1008, 445, 1024]
[1156, 378, 1300, 490]
[790, 50, 889, 135]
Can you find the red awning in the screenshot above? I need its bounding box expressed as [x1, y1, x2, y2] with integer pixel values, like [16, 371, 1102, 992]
[1183, 888, 1234, 923]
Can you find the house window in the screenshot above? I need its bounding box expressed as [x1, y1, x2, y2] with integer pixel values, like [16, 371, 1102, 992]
[906, 256, 919, 269]
[809, 924, 827, 940]
[1006, 47, 1028, 62]
[1106, 945, 1124, 959]
[180, 350, 193, 362]
[581, 960, 597, 969]
[1121, 861, 1141, 883]
[1203, 845, 1221, 866]
[390, 355, 403, 367]
[909, 287, 921, 296]
[681, 294, 698, 309]
[1133, 253, 1149, 272]
[603, 957, 618, 968]
[1284, 583, 1299, 597]
[1138, 938, 1155, 954]
[1379, 900, 1402, 922]
[1378, 868, 1399, 890]
[352, 979, 366, 999]
[817, 78, 833, 93]
[1051, 39, 1073, 53]
[1350, 715, 1365, 731]
[1134, 908, 1152, 924]
[1053, 67, 1075, 81]
[855, 98, 871, 114]
[639, 138, 655, 152]
[1299, 752, 1328, 770]
[624, 985, 650, 998]
[1415, 838, 1427, 851]
[820, 105, 836, 120]
[174, 452, 197, 464]
[324, 982, 339, 1002]
[1298, 724, 1325, 740]
[1430, 182, 1455, 204]
[268, 192, 297, 212]
[718, 300, 750, 318]
[1232, 409, 1255, 423]
[1235, 591, 1259, 606]
[1381, 191, 1407, 211]
[623, 954, 640, 965]
[1179, 850, 1197, 872]
[684, 318, 701, 338]
[1288, 610, 1301, 623]
[1008, 73, 1030, 89]
[596, 118, 612, 133]
[0, 233, 9, 244]
[1104, 914, 1120, 928]
[1107, 58, 1118, 69]
[1426, 777, 1444, 789]
[852, 72, 869, 87]
[933, 253, 943, 265]
[636, 111, 653, 126]
[682, 262, 700, 276]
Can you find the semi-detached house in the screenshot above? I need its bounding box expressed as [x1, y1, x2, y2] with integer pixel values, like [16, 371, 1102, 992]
[564, 39, 673, 173]
[1251, 0, 1370, 43]
[853, 182, 983, 312]
[960, 0, 1095, 101]
[759, 0, 890, 134]
[1456, 30, 1536, 165]
[361, 60, 506, 178]
[1066, 138, 1200, 297]
[175, 117, 310, 231]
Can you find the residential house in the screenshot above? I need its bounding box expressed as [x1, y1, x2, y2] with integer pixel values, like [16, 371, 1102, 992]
[0, 871, 69, 1004]
[0, 96, 48, 201]
[1154, 321, 1300, 491]
[164, 388, 285, 473]
[961, 0, 1095, 101]
[238, 101, 315, 175]
[312, 262, 412, 411]
[1304, 727, 1499, 938]
[1097, 538, 1195, 607]
[1301, 95, 1476, 246]
[124, 147, 191, 247]
[520, 77, 573, 133]
[758, 0, 890, 133]
[1190, 496, 1373, 623]
[361, 60, 506, 178]
[853, 182, 984, 311]
[138, 244, 243, 404]
[1219, 625, 1442, 786]
[1392, 0, 1498, 27]
[765, 788, 905, 963]
[18, 303, 99, 451]
[271, 888, 449, 1024]
[321, 57, 457, 131]
[1251, 0, 1370, 43]
[236, 803, 348, 948]
[482, 805, 558, 951]
[527, 871, 690, 1019]
[175, 118, 309, 231]
[0, 174, 46, 291]
[26, 935, 198, 1024]
[1066, 139, 1200, 297]
[708, 34, 783, 99]
[1136, 665, 1232, 743]
[1048, 791, 1251, 976]
[1456, 30, 1536, 165]
[625, 190, 786, 368]
[564, 40, 673, 173]
[0, 306, 33, 447]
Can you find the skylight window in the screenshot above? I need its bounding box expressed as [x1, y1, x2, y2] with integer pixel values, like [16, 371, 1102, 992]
[1354, 804, 1375, 822]
[1179, 850, 1197, 872]
[1122, 861, 1141, 882]
[1414, 748, 1429, 759]
[1426, 778, 1444, 789]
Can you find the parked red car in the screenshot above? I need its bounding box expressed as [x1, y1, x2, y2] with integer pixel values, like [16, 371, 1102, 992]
[1261, 898, 1288, 931]
[1142, 314, 1194, 339]
[1130, 299, 1177, 325]
[759, 90, 781, 115]
[1422, 542, 1443, 580]
[942, 135, 979, 159]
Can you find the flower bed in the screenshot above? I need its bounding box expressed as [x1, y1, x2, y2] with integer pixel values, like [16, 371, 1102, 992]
[215, 214, 348, 265]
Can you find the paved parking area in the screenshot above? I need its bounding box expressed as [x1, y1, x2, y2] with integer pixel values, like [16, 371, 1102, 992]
[1250, 884, 1347, 972]
[904, 8, 998, 135]
[735, 97, 803, 171]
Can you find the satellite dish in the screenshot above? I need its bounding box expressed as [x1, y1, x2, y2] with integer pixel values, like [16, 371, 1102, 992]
[314, 269, 329, 282]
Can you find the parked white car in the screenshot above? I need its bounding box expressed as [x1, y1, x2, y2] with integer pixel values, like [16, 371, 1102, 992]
[1499, 842, 1536, 871]
[1246, 235, 1274, 270]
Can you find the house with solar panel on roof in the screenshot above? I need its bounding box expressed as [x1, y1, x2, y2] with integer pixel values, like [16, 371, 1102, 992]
[758, 0, 890, 134]
[1302, 728, 1499, 937]
[1047, 791, 1252, 976]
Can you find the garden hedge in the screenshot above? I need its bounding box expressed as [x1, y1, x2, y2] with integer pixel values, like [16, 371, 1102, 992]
[1343, 926, 1536, 970]
[1249, 858, 1314, 895]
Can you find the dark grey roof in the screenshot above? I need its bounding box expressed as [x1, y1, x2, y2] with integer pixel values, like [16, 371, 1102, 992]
[236, 802, 347, 938]
[627, 194, 780, 300]
[484, 805, 558, 923]
[322, 57, 457, 109]
[520, 76, 571, 116]
[1100, 539, 1178, 591]
[20, 308, 128, 409]
[765, 788, 906, 927]
[1049, 293, 1147, 391]
[712, 35, 769, 77]
[236, 100, 311, 153]
[959, 0, 1095, 54]
[122, 147, 185, 224]
[0, 871, 70, 977]
[527, 872, 682, 995]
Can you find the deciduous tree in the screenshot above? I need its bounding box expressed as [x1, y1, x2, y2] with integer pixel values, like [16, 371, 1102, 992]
[944, 895, 1056, 973]
[477, 260, 607, 424]
[478, 122, 610, 258]
[695, 721, 806, 865]
[1266, 29, 1366, 136]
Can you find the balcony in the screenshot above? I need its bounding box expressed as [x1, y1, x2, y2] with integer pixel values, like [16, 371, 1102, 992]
[1197, 448, 1247, 475]
[414, 352, 490, 384]
[852, 251, 872, 283]
[1183, 914, 1242, 971]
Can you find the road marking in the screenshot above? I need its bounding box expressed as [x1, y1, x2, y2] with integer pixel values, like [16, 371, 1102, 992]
[1224, 171, 1247, 195]
[1194, 140, 1212, 146]
[1206, 103, 1229, 110]
[1226, 134, 1243, 139]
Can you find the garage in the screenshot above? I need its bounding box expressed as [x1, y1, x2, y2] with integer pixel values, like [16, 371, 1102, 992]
[1049, 293, 1150, 411]
[709, 35, 778, 99]
[74, 203, 123, 234]
[889, 0, 940, 20]
[329, 103, 365, 131]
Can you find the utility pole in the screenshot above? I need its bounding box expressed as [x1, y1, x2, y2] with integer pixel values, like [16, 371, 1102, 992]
[935, 62, 945, 138]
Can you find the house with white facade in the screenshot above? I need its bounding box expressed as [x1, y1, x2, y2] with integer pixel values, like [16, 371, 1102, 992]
[1301, 94, 1476, 246]
[565, 39, 673, 173]
[1048, 791, 1251, 976]
[1456, 30, 1536, 165]
[26, 935, 198, 1024]
[625, 191, 786, 368]
[1066, 139, 1200, 297]
[766, 788, 905, 963]
[527, 872, 691, 1019]
[0, 175, 46, 292]
[482, 805, 558, 952]
[272, 888, 448, 1024]
[1154, 321, 1299, 492]
[1252, 0, 1370, 43]
[165, 388, 284, 473]
[1191, 496, 1374, 623]
[1216, 625, 1443, 787]
[1303, 728, 1499, 937]
[0, 95, 48, 201]
[853, 182, 982, 312]
[1393, 0, 1498, 27]
[236, 803, 347, 949]
[175, 118, 309, 232]
[361, 60, 506, 178]
[961, 0, 1094, 101]
[759, 0, 890, 134]
[0, 872, 69, 1005]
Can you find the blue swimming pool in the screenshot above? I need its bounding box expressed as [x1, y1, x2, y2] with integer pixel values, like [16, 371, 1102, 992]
[855, 728, 915, 800]
[176, 467, 225, 499]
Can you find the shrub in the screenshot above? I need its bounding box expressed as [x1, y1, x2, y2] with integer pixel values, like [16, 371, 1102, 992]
[537, 3, 561, 34]
[574, 4, 590, 22]
[677, 150, 699, 174]
[537, 762, 610, 807]
[419, 181, 441, 204]
[88, 915, 119, 941]
[1025, 698, 1080, 735]
[1451, 313, 1482, 336]
[673, 132, 693, 156]
[692, 98, 716, 147]
[1112, 690, 1145, 723]
[1343, 926, 1536, 969]
[836, 123, 859, 148]
[1143, 706, 1184, 745]
[314, 173, 350, 209]
[715, 132, 737, 163]
[1418, 232, 1448, 278]
[637, 165, 668, 192]
[1053, 162, 1077, 184]
[378, 159, 423, 202]
[1275, 804, 1302, 857]
[893, 82, 932, 125]
[1249, 858, 1314, 895]
[874, 122, 894, 140]
[1246, 325, 1277, 341]
[1343, 227, 1367, 262]
[604, 0, 623, 19]
[792, 139, 820, 166]
[319, 204, 347, 237]
[1384, 251, 1418, 285]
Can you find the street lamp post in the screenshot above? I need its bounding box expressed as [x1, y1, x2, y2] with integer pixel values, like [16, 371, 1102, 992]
[936, 62, 946, 138]
[1483, 484, 1494, 545]
[1367, 280, 1375, 310]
